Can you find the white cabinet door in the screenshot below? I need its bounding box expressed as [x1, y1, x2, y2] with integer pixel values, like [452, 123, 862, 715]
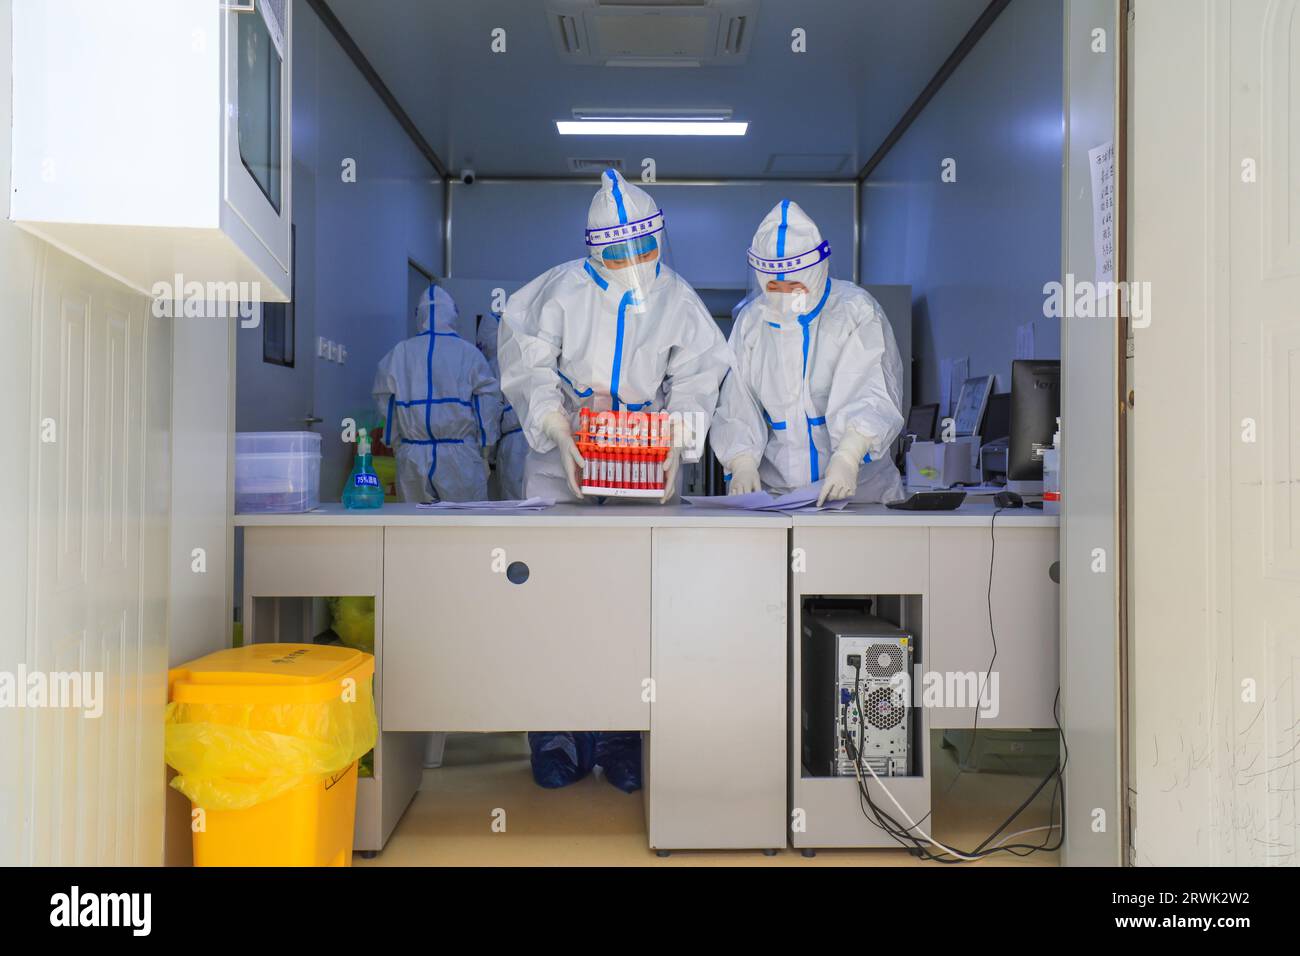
[928, 525, 1058, 729]
[383, 527, 651, 731]
[648, 527, 787, 849]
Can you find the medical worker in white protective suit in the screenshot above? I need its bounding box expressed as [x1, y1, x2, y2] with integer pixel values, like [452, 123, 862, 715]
[712, 200, 906, 505]
[373, 285, 500, 502]
[499, 168, 730, 503]
[474, 311, 527, 499]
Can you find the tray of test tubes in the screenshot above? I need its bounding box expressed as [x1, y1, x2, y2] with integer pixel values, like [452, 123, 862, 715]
[575, 408, 671, 498]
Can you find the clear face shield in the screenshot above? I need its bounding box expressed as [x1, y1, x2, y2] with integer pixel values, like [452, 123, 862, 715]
[741, 238, 833, 322]
[586, 209, 673, 302]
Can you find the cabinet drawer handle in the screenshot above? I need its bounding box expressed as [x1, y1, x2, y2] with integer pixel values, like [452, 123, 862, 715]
[506, 561, 530, 585]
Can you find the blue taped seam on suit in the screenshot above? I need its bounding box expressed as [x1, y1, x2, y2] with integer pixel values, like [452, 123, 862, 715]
[425, 293, 436, 494]
[610, 290, 634, 411]
[557, 369, 593, 398]
[584, 260, 609, 290]
[776, 198, 790, 281]
[472, 394, 485, 447]
[396, 397, 472, 408]
[807, 418, 820, 482]
[607, 169, 628, 224]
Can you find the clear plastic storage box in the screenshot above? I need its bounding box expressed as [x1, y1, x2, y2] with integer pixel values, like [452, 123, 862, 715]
[235, 432, 322, 513]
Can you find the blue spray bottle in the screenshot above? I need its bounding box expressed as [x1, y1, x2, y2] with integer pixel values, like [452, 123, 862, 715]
[343, 428, 384, 510]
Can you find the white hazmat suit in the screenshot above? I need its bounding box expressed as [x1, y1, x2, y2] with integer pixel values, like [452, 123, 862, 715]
[373, 285, 500, 503]
[475, 311, 527, 500]
[712, 201, 905, 504]
[499, 169, 730, 502]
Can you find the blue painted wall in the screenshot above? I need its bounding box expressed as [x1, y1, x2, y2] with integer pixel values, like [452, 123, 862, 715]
[236, 0, 445, 501]
[860, 0, 1064, 410]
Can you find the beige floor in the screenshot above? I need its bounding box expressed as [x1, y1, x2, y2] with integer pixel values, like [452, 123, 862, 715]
[357, 732, 1060, 867]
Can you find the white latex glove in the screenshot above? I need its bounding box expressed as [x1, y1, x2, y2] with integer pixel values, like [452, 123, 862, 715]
[727, 455, 762, 495]
[660, 444, 683, 503]
[660, 418, 685, 503]
[541, 410, 585, 498]
[816, 430, 872, 507]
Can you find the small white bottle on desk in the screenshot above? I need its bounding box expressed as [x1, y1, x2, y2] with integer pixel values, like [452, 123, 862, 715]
[1043, 417, 1061, 515]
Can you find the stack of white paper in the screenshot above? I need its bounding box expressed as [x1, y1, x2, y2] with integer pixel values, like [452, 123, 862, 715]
[683, 483, 850, 513]
[415, 497, 556, 512]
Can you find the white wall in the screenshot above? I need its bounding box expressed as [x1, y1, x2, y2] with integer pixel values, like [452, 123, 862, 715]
[0, 0, 40, 863]
[1, 0, 173, 865]
[1131, 0, 1300, 867]
[236, 0, 445, 501]
[859, 0, 1064, 408]
[450, 180, 856, 293]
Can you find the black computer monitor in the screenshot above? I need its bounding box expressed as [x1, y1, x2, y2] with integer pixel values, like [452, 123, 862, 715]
[905, 403, 939, 441]
[1008, 360, 1060, 480]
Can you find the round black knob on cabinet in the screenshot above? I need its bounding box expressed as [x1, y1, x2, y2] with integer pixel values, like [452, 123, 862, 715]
[506, 561, 530, 585]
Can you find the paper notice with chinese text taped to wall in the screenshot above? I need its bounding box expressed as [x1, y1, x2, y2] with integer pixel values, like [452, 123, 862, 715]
[1089, 141, 1116, 283]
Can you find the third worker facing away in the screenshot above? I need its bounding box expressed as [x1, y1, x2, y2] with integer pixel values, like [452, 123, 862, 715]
[374, 285, 500, 503]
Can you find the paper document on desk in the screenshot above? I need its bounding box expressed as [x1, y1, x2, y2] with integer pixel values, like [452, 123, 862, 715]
[682, 484, 849, 512]
[767, 484, 850, 512]
[763, 485, 851, 512]
[415, 497, 556, 511]
[681, 491, 776, 510]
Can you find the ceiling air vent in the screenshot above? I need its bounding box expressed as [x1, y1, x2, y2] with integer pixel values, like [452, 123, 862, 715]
[569, 157, 624, 174]
[546, 0, 757, 67]
[553, 13, 587, 54]
[720, 14, 747, 55]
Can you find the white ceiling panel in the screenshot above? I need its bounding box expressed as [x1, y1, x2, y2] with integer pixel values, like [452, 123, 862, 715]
[322, 0, 991, 179]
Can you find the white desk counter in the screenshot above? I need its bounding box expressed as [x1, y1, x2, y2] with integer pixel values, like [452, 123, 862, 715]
[792, 501, 1060, 527]
[237, 502, 790, 853]
[234, 502, 791, 527]
[235, 500, 1058, 854]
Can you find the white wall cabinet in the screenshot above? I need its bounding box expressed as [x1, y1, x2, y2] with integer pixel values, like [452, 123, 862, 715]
[9, 0, 291, 301]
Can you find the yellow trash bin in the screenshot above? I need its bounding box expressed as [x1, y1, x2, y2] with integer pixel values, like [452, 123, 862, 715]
[165, 643, 377, 867]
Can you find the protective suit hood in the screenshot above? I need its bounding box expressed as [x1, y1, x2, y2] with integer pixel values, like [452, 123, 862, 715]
[417, 285, 460, 335]
[748, 200, 832, 320]
[585, 168, 667, 298]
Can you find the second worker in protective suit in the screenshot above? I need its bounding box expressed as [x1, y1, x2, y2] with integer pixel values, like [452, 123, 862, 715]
[712, 200, 906, 506]
[374, 285, 500, 503]
[475, 311, 527, 500]
[499, 168, 730, 503]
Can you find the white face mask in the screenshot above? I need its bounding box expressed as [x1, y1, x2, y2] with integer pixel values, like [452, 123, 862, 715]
[612, 259, 659, 296]
[758, 263, 828, 318]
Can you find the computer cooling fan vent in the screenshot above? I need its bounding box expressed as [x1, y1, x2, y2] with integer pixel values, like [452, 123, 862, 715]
[863, 643, 906, 679]
[865, 686, 905, 730]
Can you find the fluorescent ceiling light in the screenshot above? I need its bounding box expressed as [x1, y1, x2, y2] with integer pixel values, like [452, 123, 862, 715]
[557, 120, 748, 136]
[572, 107, 733, 122]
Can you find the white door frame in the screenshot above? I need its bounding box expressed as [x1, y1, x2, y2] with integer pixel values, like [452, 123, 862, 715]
[1060, 0, 1126, 867]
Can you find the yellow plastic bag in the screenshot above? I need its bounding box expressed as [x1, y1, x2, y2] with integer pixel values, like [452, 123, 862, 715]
[165, 646, 377, 811]
[327, 596, 375, 654]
